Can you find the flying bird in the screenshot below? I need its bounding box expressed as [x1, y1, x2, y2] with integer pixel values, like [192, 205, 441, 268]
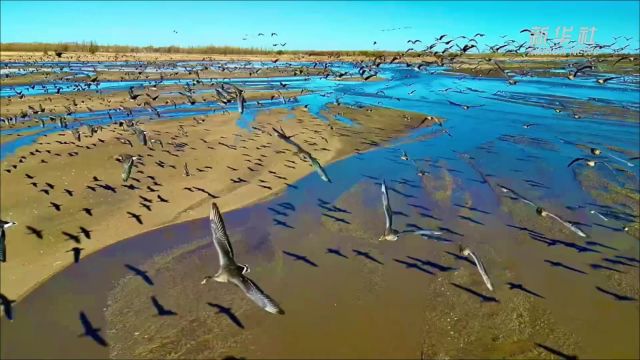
[459, 245, 494, 291]
[379, 180, 399, 241]
[1, 220, 17, 262]
[201, 202, 284, 314]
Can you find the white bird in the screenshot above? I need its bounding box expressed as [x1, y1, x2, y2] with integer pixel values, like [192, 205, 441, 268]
[379, 180, 399, 241]
[460, 246, 494, 291]
[202, 202, 284, 315]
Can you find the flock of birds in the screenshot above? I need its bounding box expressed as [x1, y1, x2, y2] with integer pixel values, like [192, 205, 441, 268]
[0, 29, 639, 357]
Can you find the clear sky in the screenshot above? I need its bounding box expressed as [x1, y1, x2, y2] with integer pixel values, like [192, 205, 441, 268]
[1, 1, 639, 51]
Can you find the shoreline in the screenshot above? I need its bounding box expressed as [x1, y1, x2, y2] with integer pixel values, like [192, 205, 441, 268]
[0, 104, 439, 300]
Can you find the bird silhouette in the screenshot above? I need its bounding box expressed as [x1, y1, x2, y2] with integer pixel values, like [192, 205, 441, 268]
[79, 311, 108, 347]
[124, 264, 154, 286]
[207, 303, 244, 329]
[150, 296, 177, 316]
[67, 247, 84, 263]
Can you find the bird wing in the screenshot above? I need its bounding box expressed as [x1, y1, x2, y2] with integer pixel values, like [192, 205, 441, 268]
[545, 211, 587, 238]
[122, 158, 134, 182]
[209, 202, 235, 268]
[381, 180, 393, 231]
[464, 250, 494, 291]
[567, 157, 587, 167]
[447, 100, 464, 107]
[308, 155, 331, 182]
[230, 274, 284, 315]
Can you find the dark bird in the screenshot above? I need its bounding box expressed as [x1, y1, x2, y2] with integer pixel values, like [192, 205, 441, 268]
[67, 247, 83, 263]
[201, 202, 285, 314]
[124, 264, 154, 286]
[150, 296, 177, 316]
[81, 207, 93, 216]
[79, 311, 108, 347]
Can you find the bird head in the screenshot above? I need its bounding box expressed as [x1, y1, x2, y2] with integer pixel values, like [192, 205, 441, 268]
[536, 207, 547, 216]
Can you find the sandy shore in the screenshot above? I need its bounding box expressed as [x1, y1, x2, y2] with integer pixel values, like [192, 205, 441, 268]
[0, 104, 439, 300]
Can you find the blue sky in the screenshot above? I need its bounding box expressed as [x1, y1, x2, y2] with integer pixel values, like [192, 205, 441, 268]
[1, 1, 638, 50]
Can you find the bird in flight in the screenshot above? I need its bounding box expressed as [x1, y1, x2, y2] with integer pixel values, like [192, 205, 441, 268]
[379, 180, 399, 241]
[459, 245, 494, 291]
[201, 202, 284, 314]
[1, 219, 17, 262]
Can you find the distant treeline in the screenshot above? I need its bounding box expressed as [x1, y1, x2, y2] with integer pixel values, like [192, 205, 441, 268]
[0, 42, 635, 58]
[0, 42, 392, 57]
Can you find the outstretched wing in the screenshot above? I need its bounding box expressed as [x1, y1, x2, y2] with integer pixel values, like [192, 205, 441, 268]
[231, 275, 284, 315]
[122, 158, 134, 182]
[567, 157, 587, 167]
[210, 202, 235, 267]
[381, 180, 393, 231]
[545, 211, 587, 238]
[309, 155, 331, 182]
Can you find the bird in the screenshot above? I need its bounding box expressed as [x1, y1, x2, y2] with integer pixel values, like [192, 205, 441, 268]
[447, 100, 483, 110]
[0, 293, 16, 321]
[120, 154, 138, 182]
[459, 245, 494, 291]
[596, 76, 619, 85]
[536, 207, 587, 238]
[379, 180, 399, 241]
[201, 202, 284, 314]
[567, 64, 593, 80]
[79, 311, 108, 347]
[1, 220, 17, 262]
[67, 247, 84, 263]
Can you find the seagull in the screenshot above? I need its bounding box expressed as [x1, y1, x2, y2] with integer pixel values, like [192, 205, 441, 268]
[596, 76, 619, 85]
[201, 202, 284, 315]
[1, 220, 17, 262]
[567, 157, 615, 172]
[536, 207, 587, 238]
[379, 180, 399, 241]
[120, 154, 138, 182]
[447, 100, 483, 110]
[459, 245, 494, 291]
[567, 64, 593, 80]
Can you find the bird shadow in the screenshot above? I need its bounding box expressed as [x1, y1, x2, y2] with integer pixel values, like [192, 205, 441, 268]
[282, 250, 318, 267]
[151, 296, 177, 316]
[352, 249, 384, 265]
[406, 256, 457, 272]
[544, 259, 587, 275]
[124, 264, 154, 286]
[444, 251, 475, 266]
[595, 286, 637, 301]
[207, 303, 244, 329]
[393, 259, 434, 275]
[326, 248, 349, 259]
[534, 343, 578, 360]
[450, 282, 499, 303]
[506, 282, 545, 299]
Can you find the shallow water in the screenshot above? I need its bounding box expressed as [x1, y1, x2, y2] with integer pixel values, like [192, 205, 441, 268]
[1, 60, 639, 358]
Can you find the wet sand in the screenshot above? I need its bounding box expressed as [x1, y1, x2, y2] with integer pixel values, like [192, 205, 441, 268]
[0, 104, 438, 300]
